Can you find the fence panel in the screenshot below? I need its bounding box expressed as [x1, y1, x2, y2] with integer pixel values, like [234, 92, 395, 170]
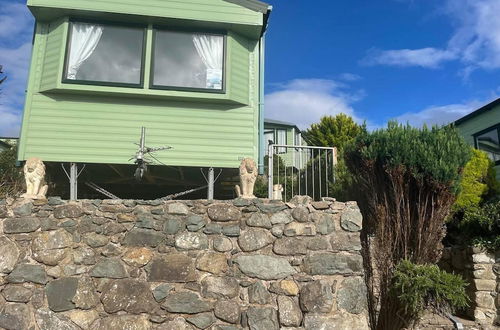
[267, 144, 337, 202]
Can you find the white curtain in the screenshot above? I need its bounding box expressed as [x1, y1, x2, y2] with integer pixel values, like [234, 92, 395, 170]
[67, 23, 104, 80]
[277, 129, 286, 153]
[192, 34, 223, 89]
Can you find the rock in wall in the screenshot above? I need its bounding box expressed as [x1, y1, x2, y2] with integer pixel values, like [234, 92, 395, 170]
[441, 247, 500, 327]
[0, 196, 369, 330]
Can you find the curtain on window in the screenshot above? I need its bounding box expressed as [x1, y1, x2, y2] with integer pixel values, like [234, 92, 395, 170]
[192, 34, 223, 89]
[277, 129, 286, 153]
[67, 23, 104, 80]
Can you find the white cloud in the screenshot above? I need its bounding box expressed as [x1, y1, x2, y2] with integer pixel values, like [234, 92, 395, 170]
[446, 0, 500, 70]
[393, 99, 491, 127]
[338, 73, 362, 82]
[363, 0, 500, 72]
[363, 48, 457, 69]
[0, 2, 34, 137]
[265, 79, 364, 130]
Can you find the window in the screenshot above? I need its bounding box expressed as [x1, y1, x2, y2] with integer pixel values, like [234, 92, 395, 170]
[475, 125, 500, 165]
[152, 30, 225, 91]
[264, 129, 287, 154]
[64, 22, 145, 86]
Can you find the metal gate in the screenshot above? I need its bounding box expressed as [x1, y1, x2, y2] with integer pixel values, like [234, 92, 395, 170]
[267, 144, 337, 201]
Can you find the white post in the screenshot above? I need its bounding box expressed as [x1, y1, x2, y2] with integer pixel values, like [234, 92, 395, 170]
[70, 163, 78, 201]
[208, 167, 214, 200]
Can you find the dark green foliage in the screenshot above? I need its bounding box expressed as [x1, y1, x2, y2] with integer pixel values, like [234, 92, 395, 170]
[303, 114, 366, 201]
[345, 122, 470, 330]
[452, 200, 500, 251]
[391, 260, 469, 322]
[0, 145, 24, 198]
[348, 122, 470, 193]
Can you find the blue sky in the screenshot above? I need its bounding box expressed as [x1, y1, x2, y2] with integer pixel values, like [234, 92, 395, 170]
[1, 0, 499, 136]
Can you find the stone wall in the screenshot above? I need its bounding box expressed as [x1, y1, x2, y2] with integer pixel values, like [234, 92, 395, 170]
[0, 196, 369, 330]
[440, 247, 500, 327]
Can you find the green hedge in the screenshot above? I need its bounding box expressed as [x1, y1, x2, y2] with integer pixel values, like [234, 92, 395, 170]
[392, 260, 469, 317]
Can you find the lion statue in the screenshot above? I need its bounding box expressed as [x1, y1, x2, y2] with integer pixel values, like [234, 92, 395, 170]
[235, 158, 258, 199]
[21, 157, 48, 199]
[272, 184, 283, 200]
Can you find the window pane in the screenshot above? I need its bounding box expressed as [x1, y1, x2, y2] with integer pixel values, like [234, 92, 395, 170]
[264, 131, 274, 155]
[66, 22, 144, 85]
[276, 129, 286, 153]
[153, 30, 224, 90]
[476, 128, 500, 163]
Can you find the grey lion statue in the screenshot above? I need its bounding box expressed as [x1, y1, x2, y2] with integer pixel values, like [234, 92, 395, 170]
[21, 157, 48, 199]
[235, 158, 258, 199]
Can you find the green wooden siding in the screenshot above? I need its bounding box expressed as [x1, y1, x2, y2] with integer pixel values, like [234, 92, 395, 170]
[18, 10, 262, 169]
[28, 0, 262, 27]
[40, 18, 66, 91]
[228, 32, 252, 105]
[456, 104, 500, 181]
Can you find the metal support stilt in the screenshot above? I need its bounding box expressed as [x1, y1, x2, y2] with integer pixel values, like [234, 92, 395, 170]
[70, 163, 78, 201]
[62, 163, 85, 201]
[208, 167, 214, 200]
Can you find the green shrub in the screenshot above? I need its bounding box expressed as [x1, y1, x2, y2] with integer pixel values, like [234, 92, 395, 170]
[345, 122, 470, 330]
[453, 149, 500, 212]
[392, 260, 469, 321]
[0, 146, 24, 198]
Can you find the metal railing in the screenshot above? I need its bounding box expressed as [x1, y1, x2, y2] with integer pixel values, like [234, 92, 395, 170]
[267, 144, 337, 201]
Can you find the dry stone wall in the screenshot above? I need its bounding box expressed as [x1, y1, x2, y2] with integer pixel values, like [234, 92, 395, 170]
[440, 247, 500, 327]
[0, 196, 369, 330]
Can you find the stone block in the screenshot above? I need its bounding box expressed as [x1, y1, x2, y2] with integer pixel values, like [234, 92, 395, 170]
[337, 277, 367, 314]
[207, 203, 241, 221]
[284, 222, 316, 236]
[123, 228, 164, 247]
[302, 253, 363, 275]
[215, 300, 240, 324]
[271, 211, 294, 225]
[213, 236, 233, 252]
[90, 258, 128, 279]
[175, 232, 209, 250]
[92, 315, 151, 330]
[147, 253, 196, 283]
[162, 291, 213, 314]
[187, 312, 215, 329]
[299, 280, 333, 313]
[3, 217, 40, 234]
[46, 277, 78, 312]
[340, 207, 363, 232]
[196, 252, 228, 274]
[7, 264, 48, 284]
[248, 281, 272, 304]
[122, 247, 154, 267]
[238, 228, 274, 252]
[0, 236, 19, 273]
[201, 276, 239, 299]
[101, 279, 156, 314]
[246, 213, 272, 229]
[246, 307, 279, 330]
[54, 204, 83, 219]
[277, 295, 302, 327]
[234, 255, 296, 280]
